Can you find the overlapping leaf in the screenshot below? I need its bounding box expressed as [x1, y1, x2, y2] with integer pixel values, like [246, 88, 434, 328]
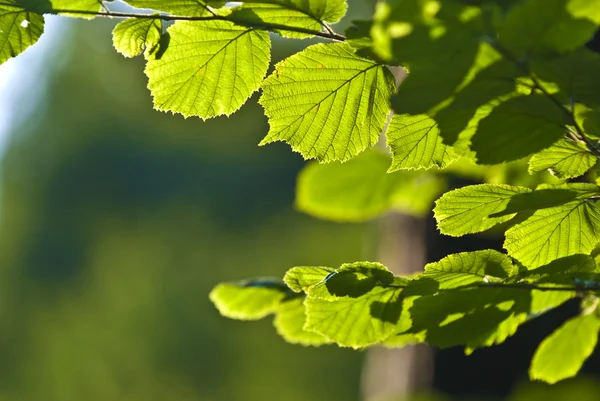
[498, 0, 600, 55]
[230, 0, 347, 38]
[284, 266, 335, 293]
[274, 297, 331, 346]
[112, 17, 162, 58]
[145, 20, 270, 119]
[296, 149, 444, 221]
[209, 278, 292, 320]
[528, 139, 596, 179]
[386, 114, 459, 171]
[124, 0, 225, 16]
[0, 4, 44, 65]
[259, 43, 395, 162]
[471, 94, 568, 164]
[434, 184, 532, 237]
[530, 311, 600, 383]
[504, 185, 600, 269]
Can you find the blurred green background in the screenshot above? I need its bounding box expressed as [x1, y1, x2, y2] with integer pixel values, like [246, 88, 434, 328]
[0, 2, 599, 401]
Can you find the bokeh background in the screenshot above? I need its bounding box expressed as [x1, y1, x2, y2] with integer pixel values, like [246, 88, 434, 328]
[0, 1, 598, 400]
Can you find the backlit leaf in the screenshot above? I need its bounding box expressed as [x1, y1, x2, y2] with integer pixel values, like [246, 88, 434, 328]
[530, 312, 600, 384]
[259, 43, 395, 162]
[123, 0, 225, 16]
[145, 20, 270, 118]
[274, 297, 331, 346]
[0, 4, 44, 66]
[112, 17, 162, 58]
[528, 139, 596, 179]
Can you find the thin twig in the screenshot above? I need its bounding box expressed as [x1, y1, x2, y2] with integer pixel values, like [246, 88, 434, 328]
[0, 2, 346, 42]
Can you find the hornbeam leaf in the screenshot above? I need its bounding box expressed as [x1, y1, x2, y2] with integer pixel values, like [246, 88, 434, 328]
[284, 266, 335, 293]
[434, 184, 532, 237]
[145, 20, 271, 119]
[498, 0, 600, 55]
[0, 4, 44, 66]
[259, 43, 395, 162]
[386, 114, 459, 171]
[112, 17, 162, 58]
[528, 139, 596, 179]
[530, 312, 600, 384]
[296, 150, 445, 221]
[123, 0, 225, 16]
[305, 285, 404, 348]
[505, 194, 600, 269]
[471, 94, 568, 164]
[209, 278, 291, 320]
[415, 250, 516, 291]
[230, 0, 347, 38]
[274, 297, 331, 346]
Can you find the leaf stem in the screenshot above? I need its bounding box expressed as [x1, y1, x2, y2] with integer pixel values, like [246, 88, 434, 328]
[1, 2, 347, 42]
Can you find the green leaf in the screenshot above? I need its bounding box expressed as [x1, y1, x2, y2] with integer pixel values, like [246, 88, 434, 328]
[417, 250, 516, 291]
[471, 94, 568, 164]
[519, 254, 598, 284]
[434, 184, 532, 237]
[209, 278, 291, 320]
[386, 114, 459, 171]
[123, 0, 225, 16]
[259, 43, 395, 162]
[533, 50, 600, 108]
[284, 266, 335, 293]
[112, 17, 162, 59]
[304, 262, 405, 348]
[305, 286, 403, 348]
[528, 139, 596, 179]
[229, 0, 347, 38]
[505, 188, 600, 269]
[0, 4, 44, 66]
[407, 287, 530, 349]
[530, 312, 600, 384]
[583, 108, 600, 138]
[145, 20, 271, 119]
[498, 0, 600, 55]
[295, 150, 444, 222]
[274, 297, 331, 346]
[382, 2, 483, 115]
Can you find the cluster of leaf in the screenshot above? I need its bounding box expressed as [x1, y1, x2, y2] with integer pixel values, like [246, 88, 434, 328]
[4, 0, 600, 386]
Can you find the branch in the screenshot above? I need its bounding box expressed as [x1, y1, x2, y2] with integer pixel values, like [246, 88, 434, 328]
[0, 2, 346, 42]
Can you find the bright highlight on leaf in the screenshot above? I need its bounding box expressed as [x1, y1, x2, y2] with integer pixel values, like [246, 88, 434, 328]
[112, 17, 162, 59]
[123, 0, 225, 16]
[434, 184, 532, 237]
[386, 114, 459, 171]
[528, 139, 596, 179]
[274, 297, 331, 346]
[230, 0, 348, 38]
[259, 43, 395, 162]
[209, 278, 291, 320]
[145, 20, 271, 119]
[471, 95, 568, 164]
[504, 186, 600, 269]
[530, 311, 600, 384]
[0, 5, 44, 66]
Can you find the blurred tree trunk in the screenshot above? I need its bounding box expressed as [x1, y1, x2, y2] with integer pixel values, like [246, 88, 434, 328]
[359, 44, 434, 400]
[361, 214, 433, 401]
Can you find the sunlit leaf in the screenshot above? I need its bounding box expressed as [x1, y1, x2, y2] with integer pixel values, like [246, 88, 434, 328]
[528, 139, 596, 179]
[209, 278, 291, 320]
[259, 43, 395, 162]
[0, 4, 44, 66]
[112, 17, 162, 58]
[284, 266, 335, 293]
[274, 297, 332, 346]
[123, 0, 225, 16]
[145, 20, 270, 118]
[530, 311, 600, 384]
[434, 184, 532, 237]
[386, 114, 459, 171]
